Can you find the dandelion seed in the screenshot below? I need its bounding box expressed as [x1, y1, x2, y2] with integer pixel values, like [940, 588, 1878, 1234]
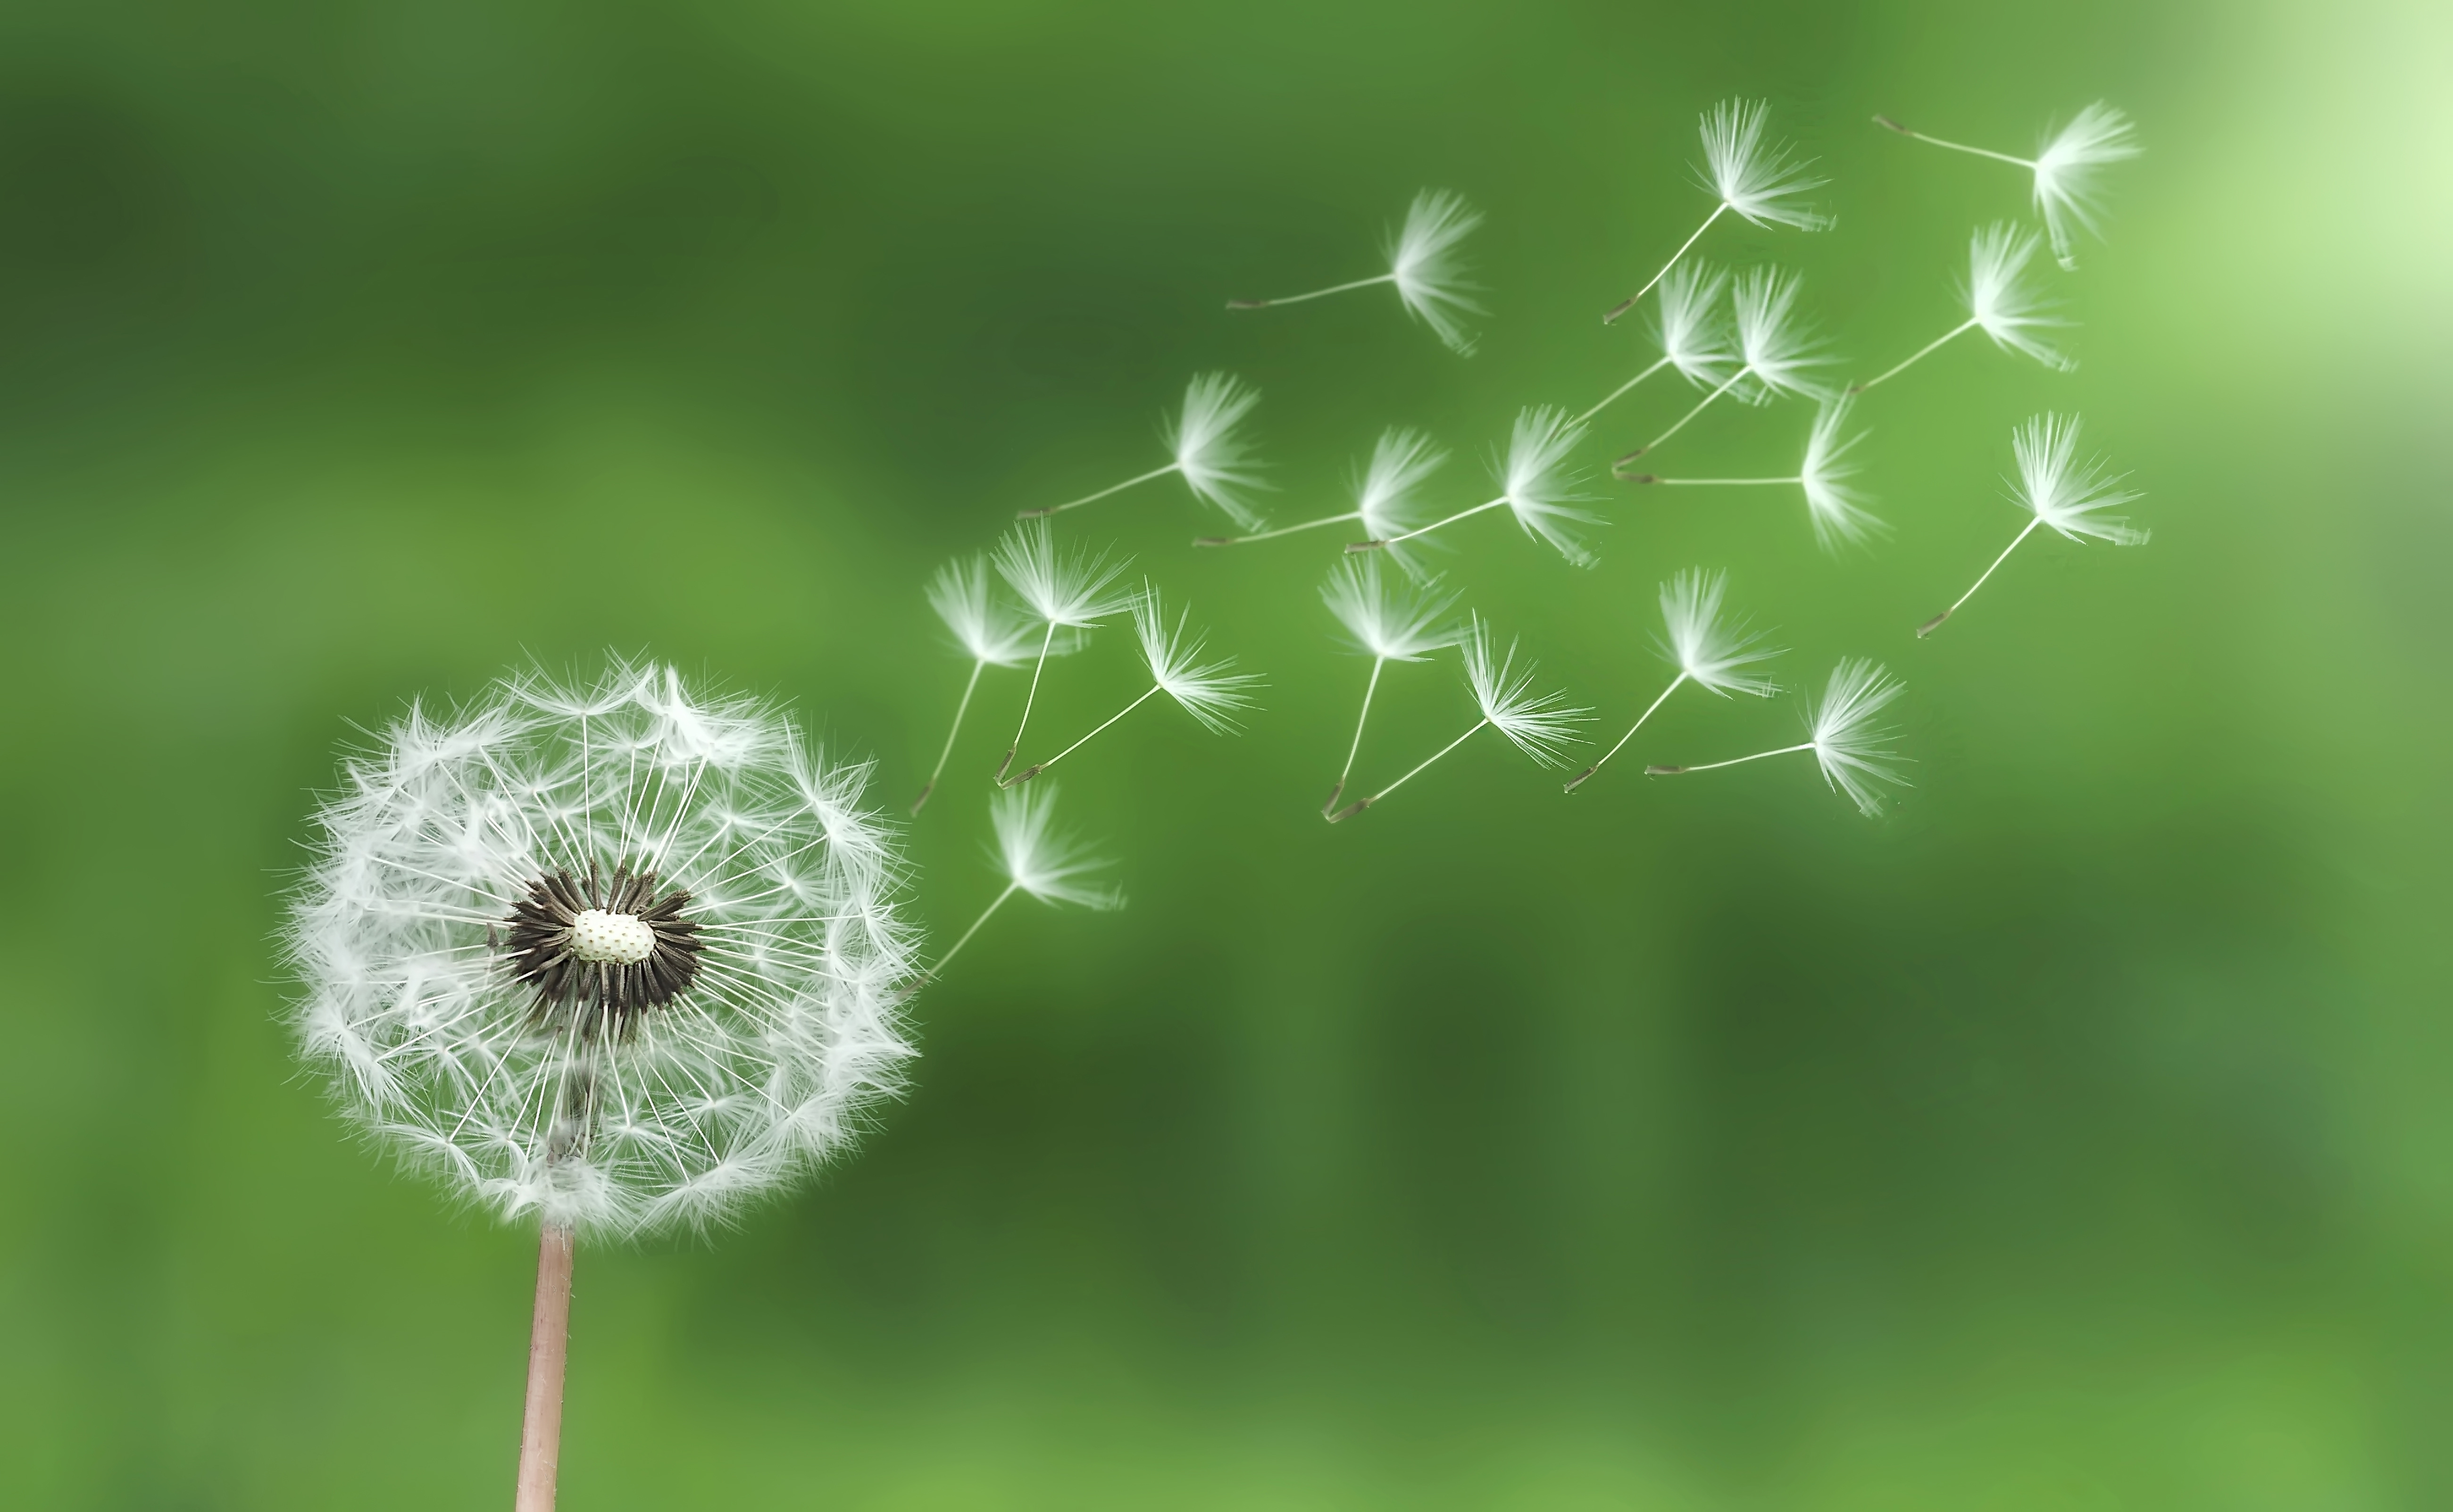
[1648, 657, 1907, 816]
[930, 786, 1123, 978]
[912, 555, 1079, 814]
[1580, 263, 1737, 424]
[1018, 373, 1271, 527]
[1919, 412, 2144, 637]
[1615, 268, 1831, 464]
[1228, 188, 1485, 354]
[1623, 395, 1881, 548]
[1604, 100, 1829, 325]
[1005, 584, 1263, 785]
[1852, 224, 2072, 393]
[1330, 615, 1589, 822]
[1875, 104, 2140, 270]
[1195, 426, 1447, 576]
[1565, 570, 1780, 793]
[990, 521, 1134, 784]
[1318, 558, 1463, 814]
[285, 659, 920, 1502]
[1355, 407, 1601, 566]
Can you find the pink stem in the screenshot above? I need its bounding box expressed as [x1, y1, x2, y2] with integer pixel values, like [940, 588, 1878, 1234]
[515, 1225, 575, 1512]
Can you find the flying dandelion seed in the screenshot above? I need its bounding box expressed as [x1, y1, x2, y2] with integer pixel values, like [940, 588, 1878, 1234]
[1004, 583, 1263, 786]
[1353, 407, 1602, 566]
[1318, 557, 1464, 815]
[929, 785, 1123, 979]
[285, 658, 918, 1508]
[1565, 569, 1781, 793]
[1622, 396, 1881, 549]
[1330, 615, 1588, 822]
[1227, 188, 1487, 354]
[1648, 657, 1908, 816]
[1580, 262, 1737, 424]
[1018, 373, 1271, 526]
[912, 555, 1081, 814]
[989, 520, 1135, 786]
[1195, 426, 1448, 575]
[1614, 267, 1832, 465]
[1875, 104, 2141, 270]
[1853, 224, 2073, 393]
[1919, 412, 2145, 637]
[1604, 99, 1829, 325]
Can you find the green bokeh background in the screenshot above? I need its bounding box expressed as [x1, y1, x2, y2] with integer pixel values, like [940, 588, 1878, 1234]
[2, 0, 2448, 1506]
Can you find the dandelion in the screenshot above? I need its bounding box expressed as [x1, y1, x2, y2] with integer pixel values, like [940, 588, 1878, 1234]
[1647, 657, 1908, 816]
[912, 555, 1077, 814]
[929, 786, 1123, 978]
[1852, 224, 2072, 393]
[1018, 373, 1271, 527]
[1919, 413, 2144, 637]
[1579, 262, 1737, 424]
[284, 659, 918, 1507]
[1353, 406, 1601, 566]
[1227, 188, 1485, 354]
[1564, 570, 1780, 793]
[1318, 557, 1463, 814]
[1874, 104, 2141, 270]
[990, 520, 1134, 784]
[1329, 616, 1589, 822]
[1621, 396, 1881, 549]
[1604, 99, 1829, 325]
[1195, 426, 1447, 575]
[1004, 584, 1262, 785]
[1615, 267, 1831, 463]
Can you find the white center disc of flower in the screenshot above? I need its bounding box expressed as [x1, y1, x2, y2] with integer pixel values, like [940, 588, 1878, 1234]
[569, 908, 657, 965]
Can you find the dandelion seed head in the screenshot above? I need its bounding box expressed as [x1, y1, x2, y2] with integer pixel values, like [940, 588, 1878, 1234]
[1461, 615, 1591, 767]
[1800, 396, 1884, 549]
[284, 657, 920, 1238]
[927, 555, 1045, 667]
[1733, 267, 1833, 401]
[1133, 585, 1265, 735]
[2032, 103, 2140, 269]
[1965, 224, 2073, 372]
[991, 785, 1123, 911]
[1322, 557, 1461, 664]
[1658, 569, 1781, 697]
[1806, 658, 1910, 816]
[1167, 373, 1271, 529]
[1699, 98, 1831, 231]
[1387, 189, 1486, 356]
[2010, 413, 2146, 545]
[1653, 262, 1737, 388]
[1494, 406, 1602, 567]
[992, 520, 1134, 629]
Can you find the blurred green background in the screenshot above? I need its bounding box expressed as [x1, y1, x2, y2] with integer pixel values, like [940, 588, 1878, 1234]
[2, 0, 2448, 1505]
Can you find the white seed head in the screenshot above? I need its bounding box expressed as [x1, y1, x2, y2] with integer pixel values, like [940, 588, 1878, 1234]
[284, 658, 919, 1238]
[1133, 584, 1264, 734]
[1732, 266, 1833, 402]
[2010, 413, 2146, 545]
[1699, 98, 1831, 231]
[1653, 261, 1737, 388]
[928, 554, 1046, 666]
[1387, 188, 1486, 355]
[1807, 658, 1910, 816]
[1495, 406, 1602, 567]
[1658, 569, 1781, 697]
[1322, 557, 1461, 663]
[1800, 396, 1883, 549]
[2032, 103, 2140, 270]
[991, 785, 1123, 911]
[1167, 372, 1271, 529]
[1965, 223, 2073, 372]
[991, 519, 1134, 629]
[1461, 615, 1591, 767]
[1353, 426, 1449, 578]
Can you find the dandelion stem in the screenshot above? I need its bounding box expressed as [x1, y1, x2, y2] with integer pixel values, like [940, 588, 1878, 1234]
[1564, 673, 1685, 793]
[1019, 463, 1180, 520]
[1369, 496, 1507, 549]
[1873, 116, 2036, 170]
[514, 1224, 575, 1512]
[999, 623, 1059, 784]
[1623, 366, 1751, 460]
[1577, 357, 1673, 424]
[1009, 684, 1163, 786]
[1327, 657, 1387, 814]
[1852, 319, 1977, 393]
[1605, 202, 1727, 324]
[1194, 510, 1360, 548]
[913, 659, 986, 814]
[1333, 719, 1487, 821]
[1922, 516, 2043, 636]
[1226, 272, 1397, 309]
[929, 881, 1019, 980]
[1648, 742, 1813, 776]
